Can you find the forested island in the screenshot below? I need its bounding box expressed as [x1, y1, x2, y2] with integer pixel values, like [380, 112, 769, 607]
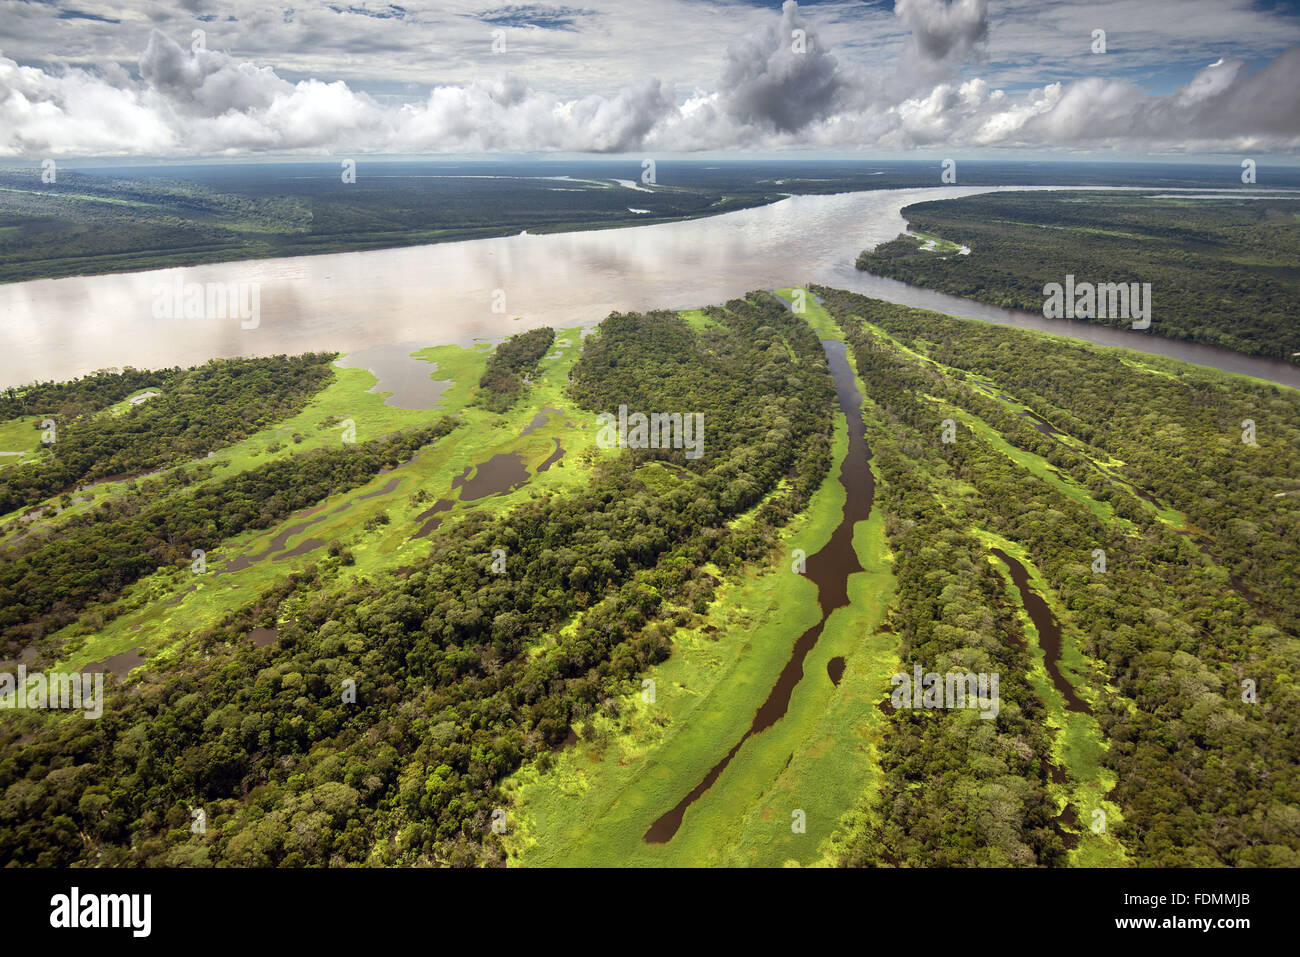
[1, 286, 1296, 867]
[855, 191, 1300, 360]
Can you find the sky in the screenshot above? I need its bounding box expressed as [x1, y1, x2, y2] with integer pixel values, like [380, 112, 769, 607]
[1, 0, 1299, 159]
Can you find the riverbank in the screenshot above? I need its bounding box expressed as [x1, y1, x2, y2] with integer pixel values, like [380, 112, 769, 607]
[19, 327, 596, 681]
[7, 183, 1295, 393]
[503, 290, 898, 867]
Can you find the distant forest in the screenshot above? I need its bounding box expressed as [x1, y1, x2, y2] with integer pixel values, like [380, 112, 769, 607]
[3, 162, 1293, 284]
[855, 191, 1300, 360]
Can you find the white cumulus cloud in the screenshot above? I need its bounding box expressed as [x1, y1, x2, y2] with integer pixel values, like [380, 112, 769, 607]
[1, 0, 1298, 157]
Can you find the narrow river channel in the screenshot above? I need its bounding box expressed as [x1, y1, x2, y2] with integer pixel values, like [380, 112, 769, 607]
[644, 338, 874, 844]
[990, 547, 1091, 716]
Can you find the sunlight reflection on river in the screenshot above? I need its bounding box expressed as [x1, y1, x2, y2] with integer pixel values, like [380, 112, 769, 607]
[2, 185, 1296, 389]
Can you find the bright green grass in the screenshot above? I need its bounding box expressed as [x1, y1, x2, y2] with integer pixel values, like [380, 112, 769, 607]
[929, 385, 1188, 531]
[956, 375, 1189, 527]
[50, 327, 597, 674]
[773, 288, 840, 338]
[505, 289, 899, 867]
[977, 532, 1129, 866]
[3, 342, 497, 532]
[909, 230, 966, 253]
[503, 428, 890, 867]
[98, 389, 164, 419]
[0, 415, 43, 470]
[930, 392, 1131, 529]
[678, 308, 724, 333]
[858, 320, 1180, 530]
[985, 220, 1149, 241]
[0, 361, 434, 534]
[792, 299, 1126, 865]
[0, 187, 163, 209]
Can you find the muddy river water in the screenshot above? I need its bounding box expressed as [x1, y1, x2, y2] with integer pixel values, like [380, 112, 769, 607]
[3, 186, 1297, 391]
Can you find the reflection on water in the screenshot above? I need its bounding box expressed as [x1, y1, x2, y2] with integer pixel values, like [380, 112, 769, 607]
[247, 626, 278, 648]
[356, 476, 401, 500]
[2, 186, 1296, 389]
[411, 498, 453, 539]
[453, 453, 529, 501]
[536, 438, 565, 472]
[520, 406, 562, 438]
[334, 342, 452, 410]
[991, 547, 1091, 716]
[819, 262, 1300, 388]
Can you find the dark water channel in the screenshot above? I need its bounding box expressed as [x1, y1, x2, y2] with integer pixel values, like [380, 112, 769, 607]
[452, 453, 530, 501]
[990, 547, 1091, 716]
[644, 339, 875, 844]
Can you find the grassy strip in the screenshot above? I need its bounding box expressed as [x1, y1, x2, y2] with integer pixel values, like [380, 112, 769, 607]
[0, 416, 41, 470]
[47, 328, 596, 675]
[974, 531, 1129, 867]
[505, 291, 898, 867]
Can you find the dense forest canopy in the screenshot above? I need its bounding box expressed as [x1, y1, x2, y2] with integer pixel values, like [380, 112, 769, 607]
[1, 280, 1296, 868]
[854, 192, 1300, 360]
[0, 294, 835, 866]
[813, 285, 1299, 866]
[0, 354, 336, 516]
[0, 419, 455, 658]
[475, 327, 555, 413]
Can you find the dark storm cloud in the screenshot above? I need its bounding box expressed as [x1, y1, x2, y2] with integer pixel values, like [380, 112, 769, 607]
[720, 0, 844, 132]
[896, 0, 988, 63]
[57, 9, 123, 23]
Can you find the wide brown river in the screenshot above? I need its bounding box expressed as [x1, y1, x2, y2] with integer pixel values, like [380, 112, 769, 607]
[2, 186, 1297, 390]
